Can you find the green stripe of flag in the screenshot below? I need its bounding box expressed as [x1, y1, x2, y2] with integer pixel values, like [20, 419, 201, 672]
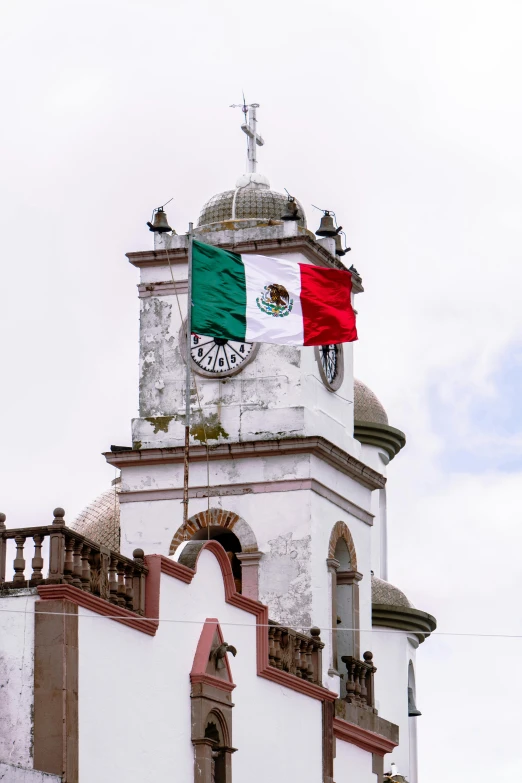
[191, 240, 247, 341]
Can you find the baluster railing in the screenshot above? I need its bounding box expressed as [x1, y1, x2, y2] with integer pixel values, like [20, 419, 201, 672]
[267, 622, 324, 685]
[0, 507, 148, 617]
[31, 533, 44, 584]
[268, 625, 276, 667]
[116, 560, 127, 608]
[109, 555, 119, 605]
[13, 534, 26, 586]
[81, 545, 91, 592]
[132, 549, 145, 615]
[63, 537, 74, 584]
[0, 513, 6, 585]
[72, 540, 83, 589]
[341, 652, 377, 709]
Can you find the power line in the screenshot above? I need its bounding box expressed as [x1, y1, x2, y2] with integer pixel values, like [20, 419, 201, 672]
[0, 605, 520, 639]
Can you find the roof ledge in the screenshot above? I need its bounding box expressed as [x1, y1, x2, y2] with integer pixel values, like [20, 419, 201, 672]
[354, 421, 406, 461]
[372, 604, 437, 644]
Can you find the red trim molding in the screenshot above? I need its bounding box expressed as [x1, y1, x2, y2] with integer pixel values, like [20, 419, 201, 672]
[37, 584, 158, 636]
[178, 542, 337, 703]
[38, 544, 334, 702]
[333, 717, 398, 756]
[190, 616, 236, 691]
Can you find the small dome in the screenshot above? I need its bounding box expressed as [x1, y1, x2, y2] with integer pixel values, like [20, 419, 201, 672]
[371, 574, 414, 609]
[198, 180, 307, 229]
[71, 481, 121, 551]
[354, 379, 389, 425]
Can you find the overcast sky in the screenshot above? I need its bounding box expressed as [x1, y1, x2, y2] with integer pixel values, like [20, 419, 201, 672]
[1, 1, 522, 779]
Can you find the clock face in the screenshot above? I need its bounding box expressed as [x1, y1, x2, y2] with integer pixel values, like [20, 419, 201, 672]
[189, 332, 257, 377]
[315, 344, 344, 391]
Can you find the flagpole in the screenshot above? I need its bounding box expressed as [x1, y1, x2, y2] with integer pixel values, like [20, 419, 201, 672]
[183, 222, 194, 533]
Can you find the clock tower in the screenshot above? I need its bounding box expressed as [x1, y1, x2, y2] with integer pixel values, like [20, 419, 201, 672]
[105, 108, 389, 690]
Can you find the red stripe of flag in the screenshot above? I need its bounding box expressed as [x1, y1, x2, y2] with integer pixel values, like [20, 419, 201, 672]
[299, 264, 357, 346]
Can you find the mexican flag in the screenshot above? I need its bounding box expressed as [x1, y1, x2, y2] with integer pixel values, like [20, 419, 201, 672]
[191, 240, 357, 346]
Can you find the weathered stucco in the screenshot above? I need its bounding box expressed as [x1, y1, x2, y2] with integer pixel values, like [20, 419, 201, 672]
[132, 234, 357, 454]
[0, 591, 37, 770]
[258, 532, 312, 628]
[0, 763, 60, 782]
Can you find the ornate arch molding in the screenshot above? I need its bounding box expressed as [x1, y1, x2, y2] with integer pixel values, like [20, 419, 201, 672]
[169, 507, 258, 555]
[328, 521, 358, 571]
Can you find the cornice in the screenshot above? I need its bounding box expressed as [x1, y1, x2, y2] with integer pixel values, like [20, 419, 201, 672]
[138, 280, 188, 298]
[37, 584, 159, 636]
[333, 717, 398, 756]
[104, 436, 386, 491]
[372, 604, 437, 644]
[353, 420, 406, 461]
[126, 236, 363, 293]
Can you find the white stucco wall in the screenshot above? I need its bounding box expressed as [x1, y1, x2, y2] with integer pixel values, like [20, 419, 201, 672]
[0, 591, 37, 770]
[78, 547, 325, 783]
[370, 628, 418, 778]
[334, 738, 377, 783]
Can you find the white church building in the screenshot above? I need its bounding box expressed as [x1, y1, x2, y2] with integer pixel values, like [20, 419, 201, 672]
[0, 107, 435, 783]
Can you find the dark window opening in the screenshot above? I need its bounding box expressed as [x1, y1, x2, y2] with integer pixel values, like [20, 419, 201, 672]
[190, 526, 242, 591]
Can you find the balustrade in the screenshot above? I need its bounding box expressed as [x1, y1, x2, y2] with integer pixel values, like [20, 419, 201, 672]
[0, 508, 147, 616]
[341, 651, 376, 709]
[268, 622, 323, 685]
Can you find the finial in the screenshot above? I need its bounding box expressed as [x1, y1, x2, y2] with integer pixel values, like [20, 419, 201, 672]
[52, 507, 66, 526]
[230, 97, 265, 174]
[0, 512, 6, 530]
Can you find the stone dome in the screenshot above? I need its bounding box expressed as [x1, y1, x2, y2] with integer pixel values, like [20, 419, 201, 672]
[354, 379, 389, 425]
[371, 574, 414, 609]
[71, 480, 121, 551]
[198, 175, 307, 229]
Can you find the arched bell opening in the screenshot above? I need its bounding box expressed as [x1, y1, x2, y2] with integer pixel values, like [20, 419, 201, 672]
[334, 538, 357, 662]
[190, 526, 242, 592]
[327, 521, 362, 696]
[170, 509, 262, 599]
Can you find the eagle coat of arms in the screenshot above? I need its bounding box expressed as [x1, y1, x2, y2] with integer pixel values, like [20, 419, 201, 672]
[256, 283, 294, 317]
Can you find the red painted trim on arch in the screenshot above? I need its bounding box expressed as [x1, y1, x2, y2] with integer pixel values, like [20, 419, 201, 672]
[190, 617, 235, 689]
[38, 543, 336, 702]
[163, 542, 337, 703]
[333, 717, 397, 756]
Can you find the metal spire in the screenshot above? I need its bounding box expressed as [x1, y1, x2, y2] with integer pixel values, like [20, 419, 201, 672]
[230, 97, 265, 173]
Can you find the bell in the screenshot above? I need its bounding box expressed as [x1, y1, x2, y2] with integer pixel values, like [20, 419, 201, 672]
[147, 207, 172, 233]
[281, 197, 301, 221]
[334, 232, 351, 257]
[408, 686, 422, 717]
[316, 211, 337, 237]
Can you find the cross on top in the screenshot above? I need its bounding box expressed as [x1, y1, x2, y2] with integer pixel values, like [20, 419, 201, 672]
[230, 99, 265, 173]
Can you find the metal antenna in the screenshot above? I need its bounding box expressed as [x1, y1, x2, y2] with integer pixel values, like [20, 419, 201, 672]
[230, 98, 265, 173]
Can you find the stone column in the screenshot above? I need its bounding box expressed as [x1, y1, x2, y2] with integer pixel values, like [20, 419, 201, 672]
[236, 551, 263, 600]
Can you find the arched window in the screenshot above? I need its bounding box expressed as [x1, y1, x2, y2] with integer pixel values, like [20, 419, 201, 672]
[169, 508, 261, 599]
[327, 521, 362, 696]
